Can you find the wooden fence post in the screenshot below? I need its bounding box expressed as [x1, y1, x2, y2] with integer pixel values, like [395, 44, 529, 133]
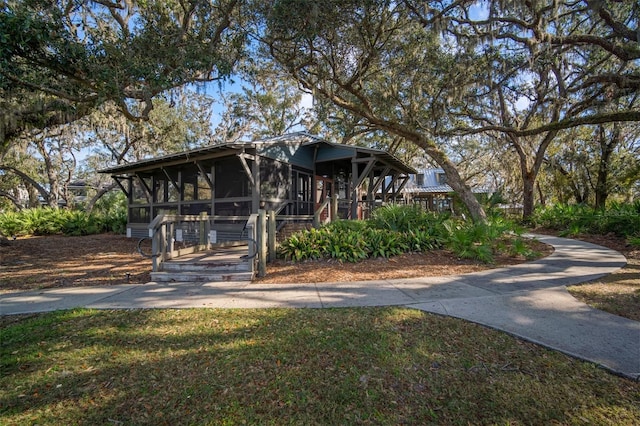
[268, 210, 276, 262]
[199, 212, 208, 248]
[331, 194, 338, 222]
[257, 209, 267, 277]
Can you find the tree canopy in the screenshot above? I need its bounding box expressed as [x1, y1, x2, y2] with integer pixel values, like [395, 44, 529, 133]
[254, 0, 639, 220]
[1, 0, 638, 220]
[0, 0, 245, 152]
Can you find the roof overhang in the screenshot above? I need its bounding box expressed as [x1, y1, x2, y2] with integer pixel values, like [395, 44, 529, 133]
[98, 132, 417, 176]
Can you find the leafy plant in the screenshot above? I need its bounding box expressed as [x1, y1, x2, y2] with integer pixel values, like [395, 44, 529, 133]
[363, 228, 406, 259]
[369, 204, 426, 232]
[627, 236, 640, 248]
[61, 210, 101, 236]
[19, 208, 64, 235]
[327, 230, 367, 262]
[509, 237, 538, 260]
[324, 220, 368, 233]
[532, 203, 640, 238]
[0, 211, 24, 237]
[442, 220, 495, 263]
[279, 206, 537, 265]
[402, 228, 442, 252]
[0, 205, 127, 237]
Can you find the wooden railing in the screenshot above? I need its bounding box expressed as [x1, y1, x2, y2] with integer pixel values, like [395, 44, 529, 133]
[146, 213, 210, 272]
[146, 213, 258, 273]
[144, 197, 339, 275]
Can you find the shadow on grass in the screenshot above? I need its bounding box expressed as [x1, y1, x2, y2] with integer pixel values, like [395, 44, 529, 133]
[1, 308, 639, 425]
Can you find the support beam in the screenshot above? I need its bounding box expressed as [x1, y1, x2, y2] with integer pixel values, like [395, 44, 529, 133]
[257, 209, 267, 277]
[135, 174, 153, 204]
[386, 174, 410, 202]
[210, 164, 216, 216]
[395, 175, 410, 197]
[383, 174, 400, 203]
[268, 210, 276, 262]
[161, 168, 179, 192]
[349, 158, 377, 220]
[113, 176, 131, 198]
[251, 155, 260, 212]
[353, 158, 376, 189]
[238, 153, 256, 187]
[196, 162, 214, 188]
[371, 166, 391, 195]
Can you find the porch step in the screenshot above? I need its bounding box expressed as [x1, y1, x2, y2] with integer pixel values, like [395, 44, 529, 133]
[162, 261, 250, 273]
[151, 247, 255, 283]
[151, 270, 254, 283]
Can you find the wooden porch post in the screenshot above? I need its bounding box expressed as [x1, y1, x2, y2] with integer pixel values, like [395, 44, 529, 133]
[257, 209, 267, 277]
[268, 210, 276, 262]
[252, 156, 260, 213]
[331, 193, 338, 222]
[351, 160, 359, 220]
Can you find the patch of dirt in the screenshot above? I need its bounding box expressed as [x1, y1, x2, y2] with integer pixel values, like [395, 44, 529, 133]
[0, 234, 552, 292]
[0, 234, 152, 293]
[254, 239, 553, 284]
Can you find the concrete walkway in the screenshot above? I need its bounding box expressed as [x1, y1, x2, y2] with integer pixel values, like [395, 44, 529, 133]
[1, 234, 638, 380]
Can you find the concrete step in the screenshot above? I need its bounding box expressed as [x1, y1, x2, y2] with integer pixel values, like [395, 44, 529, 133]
[162, 260, 251, 273]
[152, 247, 255, 283]
[151, 270, 254, 283]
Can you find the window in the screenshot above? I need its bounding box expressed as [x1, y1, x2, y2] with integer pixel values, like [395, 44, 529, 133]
[215, 157, 251, 198]
[130, 206, 150, 223]
[437, 173, 447, 185]
[154, 178, 168, 203]
[197, 173, 212, 200]
[260, 159, 290, 199]
[132, 177, 151, 204]
[416, 173, 425, 186]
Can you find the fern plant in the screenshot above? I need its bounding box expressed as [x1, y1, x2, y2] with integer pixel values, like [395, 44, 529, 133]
[0, 211, 24, 236]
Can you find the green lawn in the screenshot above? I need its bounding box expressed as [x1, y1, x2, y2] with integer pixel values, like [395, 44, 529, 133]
[1, 308, 638, 425]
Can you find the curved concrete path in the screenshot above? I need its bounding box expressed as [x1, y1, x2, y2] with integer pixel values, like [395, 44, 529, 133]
[1, 235, 638, 380]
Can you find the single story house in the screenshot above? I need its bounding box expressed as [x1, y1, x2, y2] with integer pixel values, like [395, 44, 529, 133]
[99, 132, 416, 240]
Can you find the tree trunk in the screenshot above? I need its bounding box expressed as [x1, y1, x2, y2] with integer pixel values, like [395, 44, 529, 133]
[595, 124, 619, 209]
[0, 166, 53, 207]
[86, 183, 117, 214]
[0, 190, 23, 210]
[512, 130, 559, 221]
[425, 146, 487, 224]
[37, 140, 60, 208]
[522, 172, 536, 220]
[536, 182, 546, 206]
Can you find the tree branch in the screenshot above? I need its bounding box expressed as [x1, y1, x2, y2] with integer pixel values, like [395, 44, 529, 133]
[444, 110, 640, 138]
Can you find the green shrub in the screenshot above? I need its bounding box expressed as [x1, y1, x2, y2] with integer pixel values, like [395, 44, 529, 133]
[19, 207, 64, 235]
[61, 210, 102, 236]
[401, 228, 443, 252]
[369, 204, 427, 232]
[326, 229, 368, 262]
[362, 228, 407, 258]
[324, 220, 368, 233]
[0, 204, 128, 237]
[441, 220, 495, 263]
[0, 211, 24, 237]
[97, 208, 127, 234]
[278, 209, 527, 264]
[508, 237, 538, 260]
[532, 203, 640, 238]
